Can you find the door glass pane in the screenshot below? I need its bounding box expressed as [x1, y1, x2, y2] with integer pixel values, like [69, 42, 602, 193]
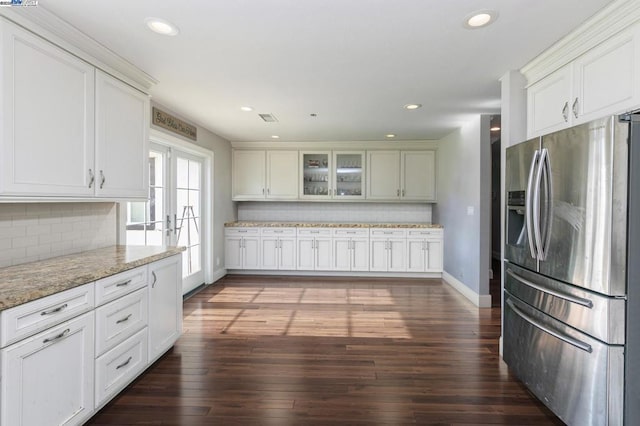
[176, 156, 202, 279]
[176, 157, 189, 188]
[302, 153, 329, 196]
[335, 153, 363, 197]
[126, 150, 165, 246]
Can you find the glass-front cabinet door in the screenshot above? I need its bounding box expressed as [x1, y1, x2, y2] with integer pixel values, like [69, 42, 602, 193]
[333, 151, 365, 200]
[300, 151, 332, 199]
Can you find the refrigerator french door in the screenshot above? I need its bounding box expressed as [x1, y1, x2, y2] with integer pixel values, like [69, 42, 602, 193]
[504, 115, 638, 426]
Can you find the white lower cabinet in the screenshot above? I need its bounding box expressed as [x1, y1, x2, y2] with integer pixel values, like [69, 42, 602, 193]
[406, 230, 444, 273]
[332, 229, 369, 272]
[297, 228, 332, 271]
[369, 229, 407, 272]
[1, 311, 95, 426]
[260, 228, 297, 270]
[225, 228, 261, 269]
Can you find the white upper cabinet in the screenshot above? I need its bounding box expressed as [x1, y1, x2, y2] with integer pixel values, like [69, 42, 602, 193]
[0, 20, 95, 197]
[367, 150, 436, 201]
[527, 24, 640, 138]
[95, 70, 149, 198]
[232, 150, 298, 200]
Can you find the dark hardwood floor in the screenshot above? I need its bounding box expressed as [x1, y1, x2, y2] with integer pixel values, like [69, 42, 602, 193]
[88, 275, 562, 425]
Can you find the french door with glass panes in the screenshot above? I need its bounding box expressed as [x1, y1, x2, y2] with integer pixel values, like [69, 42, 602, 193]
[126, 143, 205, 294]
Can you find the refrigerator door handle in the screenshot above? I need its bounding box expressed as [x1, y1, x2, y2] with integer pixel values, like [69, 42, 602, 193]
[506, 299, 593, 353]
[540, 150, 553, 260]
[533, 148, 548, 260]
[506, 269, 593, 308]
[526, 150, 540, 259]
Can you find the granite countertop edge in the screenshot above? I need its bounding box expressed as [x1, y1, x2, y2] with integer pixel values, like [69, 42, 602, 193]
[225, 221, 443, 229]
[0, 245, 186, 311]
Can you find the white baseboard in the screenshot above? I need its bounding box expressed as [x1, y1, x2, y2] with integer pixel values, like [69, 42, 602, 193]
[209, 268, 227, 284]
[227, 270, 443, 279]
[442, 271, 492, 308]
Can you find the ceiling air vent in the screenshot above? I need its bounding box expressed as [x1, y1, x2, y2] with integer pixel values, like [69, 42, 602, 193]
[258, 113, 278, 122]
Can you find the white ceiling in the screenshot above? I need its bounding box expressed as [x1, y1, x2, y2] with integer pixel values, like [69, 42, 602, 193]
[39, 0, 613, 142]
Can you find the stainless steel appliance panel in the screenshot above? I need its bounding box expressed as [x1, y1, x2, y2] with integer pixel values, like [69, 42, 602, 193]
[505, 137, 540, 272]
[539, 117, 628, 296]
[505, 261, 625, 344]
[504, 294, 624, 426]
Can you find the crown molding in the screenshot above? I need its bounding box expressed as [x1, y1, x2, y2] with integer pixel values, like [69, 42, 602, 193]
[521, 0, 640, 85]
[230, 140, 439, 150]
[0, 6, 157, 92]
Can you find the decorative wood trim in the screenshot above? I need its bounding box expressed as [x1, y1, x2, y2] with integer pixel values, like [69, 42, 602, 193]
[442, 271, 492, 308]
[232, 140, 439, 150]
[521, 0, 640, 85]
[0, 7, 157, 92]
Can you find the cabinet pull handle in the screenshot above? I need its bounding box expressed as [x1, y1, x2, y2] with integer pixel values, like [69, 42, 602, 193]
[88, 169, 95, 188]
[43, 328, 70, 344]
[402, 189, 405, 197]
[262, 188, 265, 195]
[100, 170, 106, 189]
[116, 314, 133, 324]
[41, 303, 68, 316]
[397, 189, 400, 196]
[561, 102, 569, 122]
[572, 98, 579, 119]
[267, 188, 270, 195]
[151, 271, 157, 288]
[116, 279, 132, 288]
[116, 356, 133, 370]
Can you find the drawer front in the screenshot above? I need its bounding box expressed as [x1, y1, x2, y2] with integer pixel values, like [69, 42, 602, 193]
[407, 229, 442, 238]
[369, 228, 406, 238]
[225, 227, 260, 237]
[95, 327, 148, 407]
[95, 287, 148, 356]
[261, 227, 296, 236]
[0, 283, 94, 348]
[297, 228, 331, 237]
[95, 265, 147, 306]
[332, 228, 369, 237]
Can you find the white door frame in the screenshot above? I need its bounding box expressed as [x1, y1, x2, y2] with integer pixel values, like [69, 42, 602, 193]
[118, 128, 214, 287]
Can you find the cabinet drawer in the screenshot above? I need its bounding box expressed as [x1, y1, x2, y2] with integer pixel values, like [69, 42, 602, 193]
[407, 229, 442, 238]
[297, 228, 331, 237]
[225, 227, 260, 236]
[0, 283, 94, 348]
[332, 228, 369, 237]
[369, 228, 406, 238]
[261, 227, 296, 236]
[95, 265, 147, 306]
[95, 287, 148, 356]
[95, 327, 148, 407]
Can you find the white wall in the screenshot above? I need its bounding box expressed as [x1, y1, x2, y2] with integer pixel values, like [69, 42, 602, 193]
[433, 115, 492, 301]
[150, 101, 235, 282]
[0, 203, 116, 267]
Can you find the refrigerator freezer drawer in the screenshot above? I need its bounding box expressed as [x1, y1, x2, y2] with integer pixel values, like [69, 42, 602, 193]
[505, 262, 626, 344]
[504, 294, 623, 426]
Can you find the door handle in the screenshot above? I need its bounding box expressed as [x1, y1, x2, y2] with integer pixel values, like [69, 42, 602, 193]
[43, 328, 70, 344]
[151, 271, 157, 288]
[533, 148, 548, 260]
[525, 149, 540, 260]
[507, 269, 593, 308]
[561, 102, 569, 122]
[99, 170, 106, 189]
[88, 169, 95, 188]
[572, 97, 579, 119]
[540, 151, 553, 260]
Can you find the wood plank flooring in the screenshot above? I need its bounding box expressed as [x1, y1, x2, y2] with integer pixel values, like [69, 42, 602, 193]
[87, 275, 563, 425]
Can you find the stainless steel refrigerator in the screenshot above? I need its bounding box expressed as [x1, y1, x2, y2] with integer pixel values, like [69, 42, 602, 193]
[504, 114, 640, 425]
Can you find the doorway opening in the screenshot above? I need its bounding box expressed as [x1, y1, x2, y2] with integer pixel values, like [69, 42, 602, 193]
[490, 115, 502, 308]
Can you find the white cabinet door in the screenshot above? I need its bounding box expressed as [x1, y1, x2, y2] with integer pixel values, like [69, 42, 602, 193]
[388, 239, 407, 272]
[333, 238, 351, 271]
[297, 238, 315, 271]
[369, 239, 388, 272]
[402, 151, 436, 201]
[1, 312, 95, 426]
[0, 21, 95, 197]
[406, 239, 426, 272]
[315, 237, 332, 270]
[224, 237, 243, 269]
[243, 237, 261, 269]
[333, 151, 365, 200]
[279, 236, 297, 270]
[351, 238, 370, 272]
[95, 70, 149, 198]
[233, 150, 266, 199]
[148, 255, 182, 362]
[260, 237, 279, 270]
[367, 151, 400, 200]
[426, 239, 443, 272]
[527, 64, 573, 138]
[267, 151, 298, 199]
[573, 27, 638, 123]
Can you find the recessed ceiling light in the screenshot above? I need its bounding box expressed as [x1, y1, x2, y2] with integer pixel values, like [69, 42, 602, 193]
[240, 106, 254, 112]
[386, 134, 396, 138]
[145, 17, 179, 36]
[404, 104, 422, 110]
[464, 10, 498, 29]
[490, 126, 501, 131]
[271, 135, 280, 139]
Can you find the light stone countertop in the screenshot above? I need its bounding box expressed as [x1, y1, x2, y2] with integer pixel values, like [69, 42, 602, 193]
[225, 221, 443, 229]
[0, 245, 185, 311]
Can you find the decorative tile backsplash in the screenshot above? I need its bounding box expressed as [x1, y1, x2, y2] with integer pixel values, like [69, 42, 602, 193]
[0, 203, 117, 267]
[237, 202, 432, 223]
